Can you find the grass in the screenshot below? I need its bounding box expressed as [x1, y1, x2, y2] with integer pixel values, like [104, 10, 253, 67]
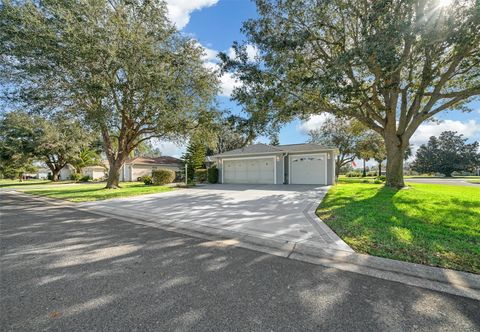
[467, 179, 480, 184]
[317, 182, 480, 273]
[0, 179, 52, 188]
[22, 182, 174, 202]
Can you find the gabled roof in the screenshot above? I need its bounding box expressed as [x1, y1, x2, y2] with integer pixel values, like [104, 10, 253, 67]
[213, 143, 336, 158]
[125, 156, 182, 165]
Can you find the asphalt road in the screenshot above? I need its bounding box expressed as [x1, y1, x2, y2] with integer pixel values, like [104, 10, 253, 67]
[405, 177, 480, 187]
[1, 193, 479, 332]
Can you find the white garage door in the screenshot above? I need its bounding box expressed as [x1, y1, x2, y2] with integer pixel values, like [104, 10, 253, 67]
[290, 153, 327, 185]
[223, 158, 275, 184]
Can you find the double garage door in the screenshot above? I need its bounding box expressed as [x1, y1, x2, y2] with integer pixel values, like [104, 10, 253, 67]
[222, 153, 327, 185]
[223, 158, 275, 184]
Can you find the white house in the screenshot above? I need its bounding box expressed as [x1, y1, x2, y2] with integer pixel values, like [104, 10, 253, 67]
[119, 156, 183, 182]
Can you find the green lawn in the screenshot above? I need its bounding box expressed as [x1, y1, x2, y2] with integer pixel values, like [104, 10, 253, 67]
[22, 182, 174, 202]
[317, 182, 480, 273]
[0, 179, 52, 188]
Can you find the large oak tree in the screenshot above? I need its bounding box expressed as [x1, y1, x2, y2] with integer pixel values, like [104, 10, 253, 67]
[1, 0, 219, 188]
[221, 0, 480, 187]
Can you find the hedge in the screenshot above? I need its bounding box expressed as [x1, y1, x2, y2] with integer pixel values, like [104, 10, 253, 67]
[207, 166, 218, 183]
[195, 169, 208, 183]
[152, 169, 175, 185]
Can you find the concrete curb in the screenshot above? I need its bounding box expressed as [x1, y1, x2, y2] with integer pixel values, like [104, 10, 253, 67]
[9, 191, 480, 301]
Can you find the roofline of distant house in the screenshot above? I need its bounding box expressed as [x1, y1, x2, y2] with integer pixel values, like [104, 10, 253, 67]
[213, 147, 339, 159]
[127, 162, 182, 166]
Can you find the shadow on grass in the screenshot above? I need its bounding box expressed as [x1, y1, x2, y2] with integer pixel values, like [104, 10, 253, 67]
[317, 186, 480, 273]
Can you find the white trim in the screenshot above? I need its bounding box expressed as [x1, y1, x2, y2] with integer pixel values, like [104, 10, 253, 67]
[220, 156, 276, 184]
[289, 153, 327, 185]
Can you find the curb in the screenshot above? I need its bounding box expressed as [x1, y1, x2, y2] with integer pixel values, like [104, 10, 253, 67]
[8, 191, 480, 301]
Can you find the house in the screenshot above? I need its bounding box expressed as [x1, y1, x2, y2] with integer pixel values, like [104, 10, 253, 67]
[213, 143, 337, 185]
[82, 165, 107, 180]
[36, 168, 51, 179]
[119, 156, 183, 182]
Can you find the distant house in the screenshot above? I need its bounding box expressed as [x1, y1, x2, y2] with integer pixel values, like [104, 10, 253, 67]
[37, 168, 51, 179]
[82, 165, 107, 180]
[119, 156, 183, 182]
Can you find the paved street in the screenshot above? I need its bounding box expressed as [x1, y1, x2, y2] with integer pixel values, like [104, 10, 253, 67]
[1, 192, 479, 331]
[405, 177, 480, 187]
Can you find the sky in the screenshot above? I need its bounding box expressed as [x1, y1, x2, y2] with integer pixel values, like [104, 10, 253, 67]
[158, 0, 480, 159]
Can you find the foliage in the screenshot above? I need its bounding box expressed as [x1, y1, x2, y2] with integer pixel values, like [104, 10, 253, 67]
[195, 169, 208, 183]
[183, 137, 206, 181]
[412, 131, 479, 177]
[317, 182, 480, 273]
[1, 0, 220, 188]
[152, 169, 175, 185]
[0, 111, 90, 181]
[208, 166, 219, 183]
[132, 140, 163, 158]
[346, 171, 362, 177]
[221, 0, 480, 187]
[79, 175, 91, 182]
[71, 148, 103, 174]
[269, 132, 280, 146]
[140, 175, 153, 185]
[207, 115, 254, 155]
[70, 173, 81, 181]
[23, 182, 174, 202]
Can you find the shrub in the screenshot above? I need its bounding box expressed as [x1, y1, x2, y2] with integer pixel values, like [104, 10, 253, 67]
[373, 179, 383, 184]
[70, 173, 81, 181]
[47, 173, 52, 180]
[346, 171, 361, 177]
[362, 179, 370, 183]
[152, 169, 175, 185]
[376, 175, 386, 182]
[367, 171, 377, 177]
[207, 166, 218, 183]
[79, 175, 91, 182]
[141, 175, 153, 185]
[195, 169, 207, 183]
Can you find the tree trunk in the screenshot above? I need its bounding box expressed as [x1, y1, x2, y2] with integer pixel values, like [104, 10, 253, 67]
[106, 160, 122, 189]
[362, 159, 366, 177]
[378, 162, 382, 177]
[52, 169, 60, 182]
[385, 134, 407, 188]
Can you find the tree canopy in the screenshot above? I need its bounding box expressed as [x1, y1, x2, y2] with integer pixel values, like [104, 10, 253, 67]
[412, 131, 479, 176]
[221, 0, 480, 187]
[1, 0, 220, 188]
[0, 111, 92, 181]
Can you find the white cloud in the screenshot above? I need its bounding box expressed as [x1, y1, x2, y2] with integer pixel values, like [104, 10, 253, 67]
[165, 0, 219, 29]
[297, 114, 334, 134]
[202, 49, 239, 97]
[201, 46, 219, 63]
[410, 119, 480, 147]
[227, 44, 259, 62]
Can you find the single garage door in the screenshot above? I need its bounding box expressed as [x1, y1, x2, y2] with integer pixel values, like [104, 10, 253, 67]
[223, 158, 275, 184]
[290, 153, 327, 185]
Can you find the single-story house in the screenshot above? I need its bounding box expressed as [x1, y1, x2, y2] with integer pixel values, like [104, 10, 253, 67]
[213, 143, 337, 185]
[82, 165, 107, 180]
[36, 168, 51, 179]
[119, 156, 183, 182]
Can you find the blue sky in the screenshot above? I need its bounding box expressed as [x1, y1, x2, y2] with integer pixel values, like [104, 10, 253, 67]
[158, 0, 480, 157]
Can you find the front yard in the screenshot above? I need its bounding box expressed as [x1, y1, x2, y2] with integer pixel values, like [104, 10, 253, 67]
[22, 182, 174, 202]
[317, 181, 480, 273]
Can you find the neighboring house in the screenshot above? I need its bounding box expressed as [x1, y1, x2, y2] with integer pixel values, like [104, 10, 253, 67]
[119, 156, 183, 182]
[59, 164, 76, 181]
[82, 165, 107, 180]
[36, 168, 51, 179]
[213, 143, 338, 185]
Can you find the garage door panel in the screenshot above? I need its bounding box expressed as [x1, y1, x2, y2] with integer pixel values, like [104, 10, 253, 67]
[223, 158, 274, 184]
[290, 154, 326, 185]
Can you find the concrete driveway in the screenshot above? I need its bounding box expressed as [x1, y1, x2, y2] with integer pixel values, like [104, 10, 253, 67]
[80, 184, 352, 252]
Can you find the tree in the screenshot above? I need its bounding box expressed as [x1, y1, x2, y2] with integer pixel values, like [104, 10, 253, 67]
[1, 0, 219, 188]
[208, 115, 257, 155]
[132, 140, 163, 158]
[308, 116, 367, 179]
[412, 131, 479, 177]
[269, 132, 280, 146]
[0, 112, 91, 181]
[71, 148, 103, 174]
[183, 137, 206, 181]
[221, 0, 480, 187]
